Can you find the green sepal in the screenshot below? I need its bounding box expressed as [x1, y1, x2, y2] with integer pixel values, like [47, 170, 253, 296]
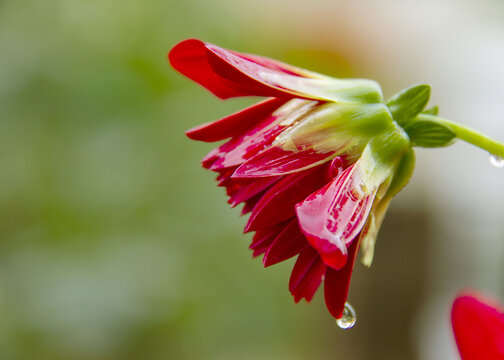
[421, 105, 439, 115]
[359, 147, 415, 267]
[352, 122, 410, 197]
[273, 102, 392, 155]
[404, 114, 456, 148]
[384, 148, 415, 200]
[387, 84, 431, 127]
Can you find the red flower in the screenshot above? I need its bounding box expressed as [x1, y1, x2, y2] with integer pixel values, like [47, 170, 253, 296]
[452, 292, 504, 359]
[168, 39, 413, 320]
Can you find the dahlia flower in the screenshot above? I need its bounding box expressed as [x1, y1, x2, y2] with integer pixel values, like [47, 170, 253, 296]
[452, 292, 504, 359]
[168, 39, 504, 322]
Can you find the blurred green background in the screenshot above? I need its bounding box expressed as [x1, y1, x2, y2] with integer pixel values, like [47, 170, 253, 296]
[1, 0, 503, 359]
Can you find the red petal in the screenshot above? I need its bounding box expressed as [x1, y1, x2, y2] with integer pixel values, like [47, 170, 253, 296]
[203, 114, 287, 171]
[323, 238, 360, 319]
[249, 221, 288, 254]
[241, 192, 263, 215]
[227, 177, 280, 207]
[201, 99, 321, 171]
[169, 39, 318, 99]
[289, 247, 326, 303]
[251, 238, 275, 257]
[186, 98, 287, 142]
[263, 219, 309, 267]
[234, 147, 335, 178]
[201, 146, 219, 169]
[244, 165, 330, 232]
[224, 52, 309, 78]
[296, 164, 376, 270]
[169, 39, 251, 99]
[170, 39, 382, 103]
[452, 293, 504, 360]
[215, 167, 237, 183]
[205, 45, 299, 98]
[206, 44, 342, 101]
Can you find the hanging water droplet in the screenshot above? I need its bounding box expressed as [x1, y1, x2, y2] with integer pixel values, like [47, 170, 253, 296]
[336, 302, 356, 329]
[489, 154, 504, 168]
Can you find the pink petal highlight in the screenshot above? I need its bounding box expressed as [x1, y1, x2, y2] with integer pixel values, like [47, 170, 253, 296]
[452, 292, 504, 360]
[234, 146, 335, 178]
[323, 238, 360, 319]
[263, 219, 309, 267]
[296, 164, 377, 270]
[289, 247, 326, 303]
[186, 98, 287, 142]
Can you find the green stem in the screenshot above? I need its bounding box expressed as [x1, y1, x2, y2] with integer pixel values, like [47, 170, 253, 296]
[436, 117, 504, 158]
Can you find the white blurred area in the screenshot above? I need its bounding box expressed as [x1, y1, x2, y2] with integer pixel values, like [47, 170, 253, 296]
[222, 0, 504, 358]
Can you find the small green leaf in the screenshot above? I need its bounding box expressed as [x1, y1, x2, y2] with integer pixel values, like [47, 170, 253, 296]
[404, 114, 456, 148]
[421, 105, 439, 115]
[387, 84, 431, 127]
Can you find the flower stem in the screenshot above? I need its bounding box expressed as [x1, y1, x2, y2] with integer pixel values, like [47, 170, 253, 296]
[437, 117, 504, 158]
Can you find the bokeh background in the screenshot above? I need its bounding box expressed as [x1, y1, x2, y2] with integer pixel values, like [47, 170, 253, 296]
[1, 0, 503, 359]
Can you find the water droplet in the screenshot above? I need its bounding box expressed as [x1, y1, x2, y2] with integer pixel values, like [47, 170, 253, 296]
[336, 302, 357, 329]
[489, 154, 504, 168]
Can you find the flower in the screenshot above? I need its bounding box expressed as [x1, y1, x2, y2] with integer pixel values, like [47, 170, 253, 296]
[168, 39, 428, 320]
[451, 291, 504, 359]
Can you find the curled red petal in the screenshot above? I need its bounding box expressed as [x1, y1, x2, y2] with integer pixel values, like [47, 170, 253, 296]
[204, 45, 297, 98]
[323, 237, 360, 319]
[169, 39, 320, 99]
[186, 98, 288, 142]
[244, 164, 330, 232]
[452, 292, 504, 360]
[233, 146, 335, 178]
[296, 164, 376, 270]
[169, 39, 251, 99]
[289, 247, 326, 303]
[263, 219, 309, 267]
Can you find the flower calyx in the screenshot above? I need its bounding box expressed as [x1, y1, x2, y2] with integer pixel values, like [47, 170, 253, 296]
[386, 84, 456, 149]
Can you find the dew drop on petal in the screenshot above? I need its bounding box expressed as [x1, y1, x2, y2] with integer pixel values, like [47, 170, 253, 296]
[336, 302, 356, 329]
[489, 154, 504, 168]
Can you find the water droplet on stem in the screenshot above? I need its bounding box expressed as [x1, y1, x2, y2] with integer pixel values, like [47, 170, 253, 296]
[489, 154, 504, 168]
[336, 302, 356, 329]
